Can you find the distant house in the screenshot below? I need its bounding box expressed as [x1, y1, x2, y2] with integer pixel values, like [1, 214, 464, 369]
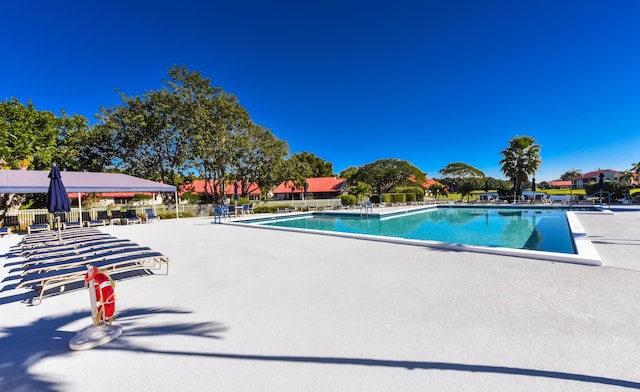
[179, 180, 261, 201]
[272, 177, 348, 200]
[408, 177, 446, 195]
[548, 180, 572, 189]
[77, 192, 162, 207]
[573, 169, 618, 189]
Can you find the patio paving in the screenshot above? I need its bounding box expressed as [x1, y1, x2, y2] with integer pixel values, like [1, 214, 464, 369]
[0, 206, 639, 391]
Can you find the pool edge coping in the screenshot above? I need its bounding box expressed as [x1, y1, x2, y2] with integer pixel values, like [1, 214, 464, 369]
[225, 207, 604, 266]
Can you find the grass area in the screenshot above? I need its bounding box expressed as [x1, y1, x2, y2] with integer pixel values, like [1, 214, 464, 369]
[544, 189, 586, 196]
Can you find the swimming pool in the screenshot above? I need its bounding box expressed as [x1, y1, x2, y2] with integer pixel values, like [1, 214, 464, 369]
[253, 207, 575, 254]
[235, 205, 603, 265]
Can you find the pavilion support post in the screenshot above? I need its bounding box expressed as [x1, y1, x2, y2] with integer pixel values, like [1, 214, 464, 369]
[78, 192, 83, 227]
[175, 190, 179, 220]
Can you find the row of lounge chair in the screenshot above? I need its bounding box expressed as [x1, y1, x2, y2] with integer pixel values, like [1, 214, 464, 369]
[1, 209, 160, 234]
[10, 227, 169, 305]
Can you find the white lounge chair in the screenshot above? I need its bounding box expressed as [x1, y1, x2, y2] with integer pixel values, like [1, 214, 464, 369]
[17, 251, 170, 305]
[21, 246, 155, 276]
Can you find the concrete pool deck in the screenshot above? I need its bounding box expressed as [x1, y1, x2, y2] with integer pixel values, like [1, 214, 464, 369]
[1, 206, 639, 391]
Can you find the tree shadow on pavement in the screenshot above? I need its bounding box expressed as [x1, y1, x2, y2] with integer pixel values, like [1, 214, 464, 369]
[0, 307, 226, 392]
[3, 307, 638, 390]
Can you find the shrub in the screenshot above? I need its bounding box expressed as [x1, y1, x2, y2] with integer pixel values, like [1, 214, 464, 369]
[381, 193, 407, 203]
[157, 211, 194, 219]
[393, 186, 425, 201]
[339, 194, 357, 205]
[180, 192, 201, 204]
[235, 197, 251, 205]
[252, 205, 292, 213]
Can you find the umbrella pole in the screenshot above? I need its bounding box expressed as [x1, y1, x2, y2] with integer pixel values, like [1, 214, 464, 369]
[57, 214, 62, 244]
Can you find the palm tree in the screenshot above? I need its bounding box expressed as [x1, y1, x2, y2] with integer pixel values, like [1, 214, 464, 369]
[499, 135, 542, 194]
[631, 161, 640, 186]
[619, 171, 633, 186]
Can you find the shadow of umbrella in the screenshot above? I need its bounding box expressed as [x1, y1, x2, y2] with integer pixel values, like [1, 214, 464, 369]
[47, 164, 71, 243]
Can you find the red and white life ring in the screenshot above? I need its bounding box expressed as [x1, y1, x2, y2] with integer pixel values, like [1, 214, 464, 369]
[85, 266, 116, 325]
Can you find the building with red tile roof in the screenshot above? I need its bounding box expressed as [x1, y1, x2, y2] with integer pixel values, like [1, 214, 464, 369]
[573, 169, 638, 188]
[573, 169, 618, 189]
[179, 180, 261, 200]
[408, 177, 445, 192]
[74, 192, 161, 207]
[548, 180, 572, 189]
[272, 177, 348, 200]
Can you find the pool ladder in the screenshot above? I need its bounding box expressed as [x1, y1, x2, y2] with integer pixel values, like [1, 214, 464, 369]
[360, 201, 373, 217]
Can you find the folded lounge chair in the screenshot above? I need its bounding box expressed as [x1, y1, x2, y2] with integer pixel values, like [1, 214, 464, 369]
[144, 208, 159, 222]
[62, 215, 82, 229]
[82, 211, 106, 227]
[27, 214, 51, 234]
[120, 210, 141, 225]
[110, 210, 123, 224]
[0, 227, 11, 236]
[17, 251, 169, 305]
[97, 210, 112, 225]
[2, 215, 21, 231]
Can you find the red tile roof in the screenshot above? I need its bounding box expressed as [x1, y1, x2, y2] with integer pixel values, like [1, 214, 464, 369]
[273, 177, 346, 194]
[78, 192, 154, 198]
[548, 180, 571, 187]
[408, 177, 443, 189]
[179, 180, 260, 196]
[574, 169, 617, 180]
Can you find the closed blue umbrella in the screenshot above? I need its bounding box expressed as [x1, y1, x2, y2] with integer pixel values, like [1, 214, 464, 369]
[531, 177, 536, 193]
[233, 182, 238, 200]
[598, 172, 605, 203]
[47, 164, 71, 242]
[598, 173, 604, 190]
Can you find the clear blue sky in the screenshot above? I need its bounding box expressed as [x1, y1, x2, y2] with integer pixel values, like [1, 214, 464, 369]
[2, 0, 639, 181]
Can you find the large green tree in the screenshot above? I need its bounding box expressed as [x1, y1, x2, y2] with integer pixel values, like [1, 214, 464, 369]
[439, 162, 485, 180]
[0, 98, 58, 170]
[559, 169, 582, 181]
[185, 77, 252, 203]
[279, 152, 333, 199]
[287, 152, 333, 178]
[0, 98, 60, 216]
[499, 135, 541, 193]
[94, 65, 264, 203]
[231, 123, 289, 199]
[338, 166, 358, 180]
[438, 162, 485, 195]
[55, 111, 112, 172]
[94, 85, 190, 190]
[350, 158, 425, 194]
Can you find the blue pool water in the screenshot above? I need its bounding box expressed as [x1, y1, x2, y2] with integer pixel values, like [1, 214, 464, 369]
[254, 207, 576, 254]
